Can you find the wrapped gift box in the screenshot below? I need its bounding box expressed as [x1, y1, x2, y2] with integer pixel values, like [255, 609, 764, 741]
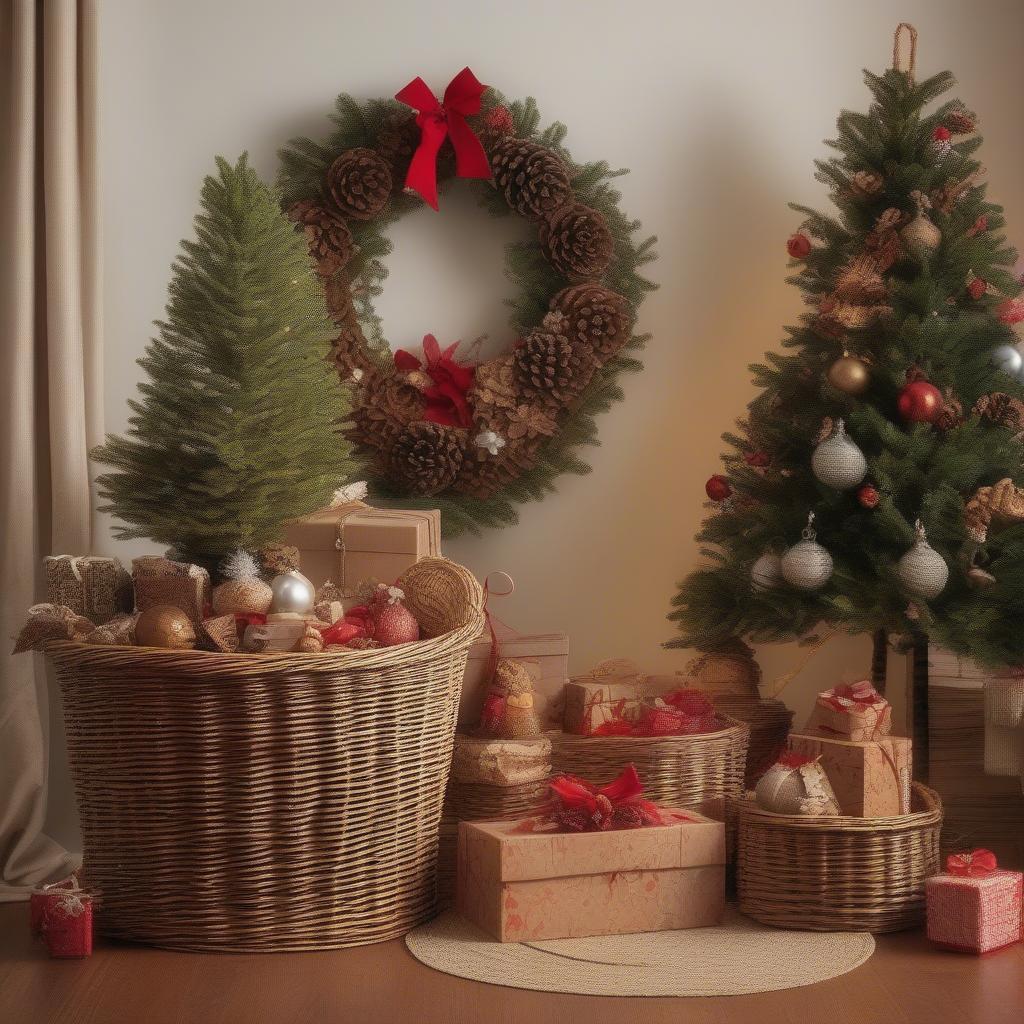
[787, 733, 912, 817]
[132, 556, 211, 624]
[31, 883, 93, 958]
[563, 679, 647, 736]
[456, 810, 725, 942]
[283, 501, 440, 594]
[44, 555, 131, 624]
[803, 680, 892, 742]
[927, 853, 1022, 954]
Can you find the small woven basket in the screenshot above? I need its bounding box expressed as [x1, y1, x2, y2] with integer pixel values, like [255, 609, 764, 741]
[737, 783, 943, 933]
[549, 717, 749, 819]
[48, 557, 483, 952]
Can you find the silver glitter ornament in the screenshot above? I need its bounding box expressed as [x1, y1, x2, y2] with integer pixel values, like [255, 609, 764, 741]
[781, 512, 833, 591]
[992, 343, 1023, 377]
[896, 520, 948, 600]
[269, 569, 315, 615]
[751, 552, 784, 592]
[812, 418, 867, 490]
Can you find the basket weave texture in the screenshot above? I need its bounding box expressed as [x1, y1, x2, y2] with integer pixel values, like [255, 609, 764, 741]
[737, 783, 942, 933]
[48, 557, 484, 952]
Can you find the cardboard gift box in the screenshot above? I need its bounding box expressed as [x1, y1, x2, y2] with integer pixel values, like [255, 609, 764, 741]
[283, 500, 440, 594]
[30, 882, 93, 958]
[456, 811, 725, 942]
[562, 659, 649, 736]
[926, 851, 1022, 954]
[132, 556, 211, 624]
[803, 680, 892, 742]
[787, 733, 912, 817]
[44, 555, 132, 624]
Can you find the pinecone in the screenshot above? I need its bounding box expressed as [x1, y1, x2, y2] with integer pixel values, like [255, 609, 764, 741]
[539, 202, 614, 281]
[326, 148, 392, 221]
[974, 392, 1024, 433]
[287, 200, 355, 276]
[514, 312, 595, 406]
[374, 112, 420, 185]
[550, 284, 631, 364]
[490, 138, 571, 220]
[944, 104, 977, 135]
[456, 436, 542, 499]
[352, 374, 426, 451]
[849, 170, 884, 198]
[935, 391, 964, 432]
[329, 318, 379, 379]
[387, 422, 466, 495]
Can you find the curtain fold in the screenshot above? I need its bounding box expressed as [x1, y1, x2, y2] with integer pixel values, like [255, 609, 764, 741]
[0, 0, 102, 900]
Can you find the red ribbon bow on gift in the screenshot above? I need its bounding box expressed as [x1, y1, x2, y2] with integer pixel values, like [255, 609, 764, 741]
[395, 67, 492, 210]
[822, 679, 884, 710]
[946, 849, 999, 877]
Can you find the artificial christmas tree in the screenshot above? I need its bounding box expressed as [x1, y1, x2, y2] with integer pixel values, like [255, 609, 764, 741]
[667, 27, 1024, 779]
[93, 155, 357, 572]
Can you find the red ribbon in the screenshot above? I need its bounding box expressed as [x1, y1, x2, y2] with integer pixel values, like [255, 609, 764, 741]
[946, 849, 999, 877]
[395, 67, 492, 210]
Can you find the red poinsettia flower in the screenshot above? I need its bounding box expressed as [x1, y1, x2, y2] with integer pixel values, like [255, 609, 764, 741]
[394, 334, 477, 427]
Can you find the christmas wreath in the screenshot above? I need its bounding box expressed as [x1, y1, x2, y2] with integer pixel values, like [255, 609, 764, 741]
[279, 68, 657, 536]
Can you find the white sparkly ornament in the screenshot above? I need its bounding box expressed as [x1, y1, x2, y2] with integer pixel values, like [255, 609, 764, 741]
[475, 430, 506, 456]
[269, 569, 315, 615]
[751, 552, 783, 592]
[992, 344, 1023, 377]
[900, 191, 941, 260]
[896, 519, 949, 600]
[781, 512, 833, 591]
[811, 418, 867, 490]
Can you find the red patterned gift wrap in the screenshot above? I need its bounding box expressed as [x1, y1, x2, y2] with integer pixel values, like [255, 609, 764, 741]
[926, 850, 1022, 954]
[31, 882, 94, 958]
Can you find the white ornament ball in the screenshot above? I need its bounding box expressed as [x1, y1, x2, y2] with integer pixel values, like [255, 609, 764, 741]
[751, 552, 784, 592]
[781, 539, 833, 591]
[811, 419, 867, 491]
[896, 522, 949, 600]
[992, 344, 1023, 377]
[269, 569, 315, 615]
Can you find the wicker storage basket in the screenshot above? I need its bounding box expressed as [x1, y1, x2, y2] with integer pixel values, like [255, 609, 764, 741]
[47, 557, 483, 952]
[737, 783, 943, 933]
[549, 717, 749, 820]
[711, 695, 794, 787]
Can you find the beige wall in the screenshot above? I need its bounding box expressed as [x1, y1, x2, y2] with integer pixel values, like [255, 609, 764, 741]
[45, 0, 1024, 845]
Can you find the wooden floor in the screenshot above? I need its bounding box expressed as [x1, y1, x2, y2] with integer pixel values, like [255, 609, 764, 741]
[1, 903, 1021, 1024]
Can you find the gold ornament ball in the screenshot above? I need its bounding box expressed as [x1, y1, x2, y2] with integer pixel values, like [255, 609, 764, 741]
[827, 355, 870, 395]
[136, 604, 196, 650]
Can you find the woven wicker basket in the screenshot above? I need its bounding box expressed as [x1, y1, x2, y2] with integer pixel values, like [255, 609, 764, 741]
[737, 783, 943, 933]
[549, 717, 749, 819]
[711, 695, 794, 787]
[47, 557, 483, 952]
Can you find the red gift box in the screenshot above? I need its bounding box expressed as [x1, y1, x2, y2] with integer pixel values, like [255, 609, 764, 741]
[31, 880, 94, 958]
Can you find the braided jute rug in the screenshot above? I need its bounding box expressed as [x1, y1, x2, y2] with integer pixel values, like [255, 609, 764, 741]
[405, 908, 874, 997]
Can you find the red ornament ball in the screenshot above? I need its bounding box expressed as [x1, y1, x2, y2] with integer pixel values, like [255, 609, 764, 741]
[967, 277, 988, 300]
[787, 231, 812, 260]
[898, 379, 944, 423]
[857, 484, 880, 509]
[933, 125, 952, 142]
[705, 474, 732, 501]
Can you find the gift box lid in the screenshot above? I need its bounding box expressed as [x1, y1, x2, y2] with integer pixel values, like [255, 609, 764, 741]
[467, 631, 569, 660]
[460, 811, 725, 882]
[283, 502, 441, 555]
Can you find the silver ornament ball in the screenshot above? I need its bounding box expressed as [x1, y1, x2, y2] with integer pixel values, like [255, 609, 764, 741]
[781, 513, 833, 591]
[896, 520, 948, 600]
[269, 569, 315, 614]
[992, 344, 1023, 377]
[811, 418, 867, 490]
[751, 552, 783, 592]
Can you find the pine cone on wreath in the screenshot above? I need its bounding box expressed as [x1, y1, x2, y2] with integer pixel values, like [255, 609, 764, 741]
[489, 138, 572, 220]
[287, 199, 355, 277]
[329, 318, 380, 379]
[387, 421, 467, 495]
[352, 374, 427, 451]
[539, 202, 614, 281]
[457, 437, 541, 499]
[974, 392, 1024, 434]
[515, 312, 596, 407]
[326, 148, 392, 221]
[374, 112, 420, 185]
[550, 284, 631, 364]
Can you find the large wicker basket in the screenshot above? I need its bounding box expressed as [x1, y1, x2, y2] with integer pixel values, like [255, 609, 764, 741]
[737, 783, 943, 933]
[47, 558, 483, 952]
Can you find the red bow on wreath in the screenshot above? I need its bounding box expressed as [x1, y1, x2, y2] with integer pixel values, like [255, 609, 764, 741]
[946, 849, 999, 877]
[394, 334, 476, 427]
[395, 67, 492, 210]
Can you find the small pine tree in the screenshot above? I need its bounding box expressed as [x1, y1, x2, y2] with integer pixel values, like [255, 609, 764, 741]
[667, 41, 1024, 770]
[93, 154, 357, 571]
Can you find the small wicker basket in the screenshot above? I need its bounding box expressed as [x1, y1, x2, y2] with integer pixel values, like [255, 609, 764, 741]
[737, 783, 943, 933]
[47, 557, 483, 952]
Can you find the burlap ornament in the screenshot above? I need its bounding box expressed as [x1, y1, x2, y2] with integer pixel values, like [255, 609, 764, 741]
[12, 604, 95, 654]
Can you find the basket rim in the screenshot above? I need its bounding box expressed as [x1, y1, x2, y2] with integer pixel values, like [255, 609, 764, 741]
[738, 781, 942, 831]
[548, 714, 750, 746]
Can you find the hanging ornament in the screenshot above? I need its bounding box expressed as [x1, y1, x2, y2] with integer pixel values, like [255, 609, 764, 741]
[897, 372, 943, 424]
[997, 298, 1024, 324]
[751, 552, 783, 592]
[705, 474, 732, 502]
[269, 569, 315, 616]
[781, 512, 833, 591]
[931, 125, 953, 161]
[966, 565, 996, 590]
[896, 519, 949, 600]
[368, 585, 420, 646]
[991, 343, 1023, 377]
[826, 353, 871, 395]
[811, 418, 867, 490]
[900, 191, 941, 260]
[857, 483, 880, 509]
[967, 275, 988, 300]
[744, 450, 771, 468]
[787, 231, 812, 260]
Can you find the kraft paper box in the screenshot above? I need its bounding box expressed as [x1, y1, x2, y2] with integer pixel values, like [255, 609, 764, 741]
[283, 501, 440, 594]
[803, 682, 892, 742]
[456, 812, 726, 942]
[927, 869, 1022, 954]
[44, 555, 132, 624]
[563, 680, 647, 736]
[132, 556, 210, 624]
[787, 733, 912, 817]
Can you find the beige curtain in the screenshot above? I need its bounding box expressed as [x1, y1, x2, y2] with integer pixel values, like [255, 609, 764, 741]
[0, 0, 102, 899]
